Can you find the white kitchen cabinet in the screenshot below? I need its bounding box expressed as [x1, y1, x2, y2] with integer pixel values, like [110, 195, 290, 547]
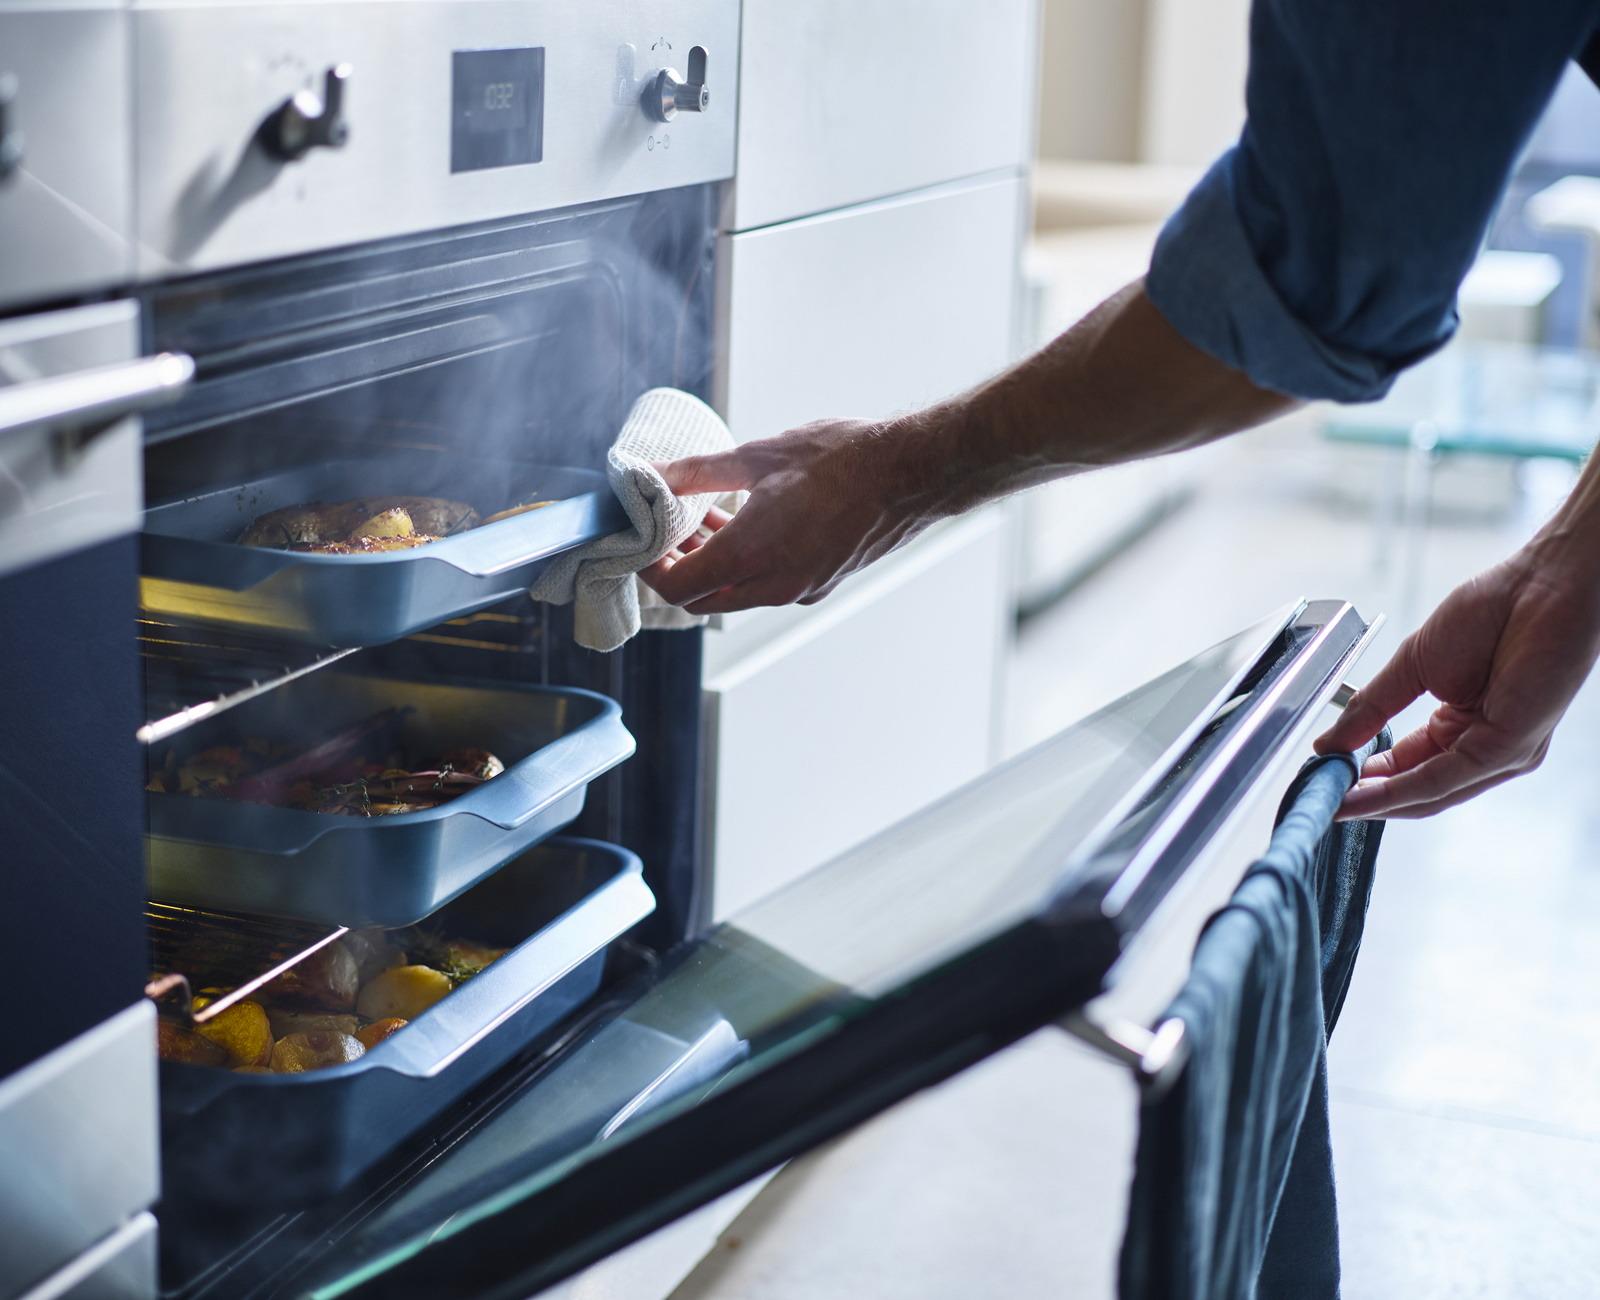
[717, 172, 1027, 445]
[705, 0, 1033, 928]
[703, 509, 1011, 920]
[730, 0, 1038, 231]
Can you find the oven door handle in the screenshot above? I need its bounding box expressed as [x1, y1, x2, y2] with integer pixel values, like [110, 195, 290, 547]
[0, 352, 195, 458]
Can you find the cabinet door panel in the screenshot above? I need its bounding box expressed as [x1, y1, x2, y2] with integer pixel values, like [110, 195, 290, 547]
[733, 0, 1037, 229]
[704, 511, 1010, 919]
[719, 175, 1025, 445]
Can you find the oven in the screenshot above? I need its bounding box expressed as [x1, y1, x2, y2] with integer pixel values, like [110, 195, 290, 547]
[1, 4, 1384, 1298]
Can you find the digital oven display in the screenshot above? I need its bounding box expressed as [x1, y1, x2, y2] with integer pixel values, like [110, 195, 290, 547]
[451, 47, 545, 173]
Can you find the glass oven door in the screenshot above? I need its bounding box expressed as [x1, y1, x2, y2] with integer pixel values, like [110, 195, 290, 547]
[224, 598, 1377, 1299]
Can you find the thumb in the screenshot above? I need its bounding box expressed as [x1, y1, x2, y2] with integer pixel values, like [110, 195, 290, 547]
[1315, 632, 1427, 755]
[654, 450, 754, 496]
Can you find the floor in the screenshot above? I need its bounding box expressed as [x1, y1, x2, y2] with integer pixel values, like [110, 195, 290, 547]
[664, 424, 1600, 1298]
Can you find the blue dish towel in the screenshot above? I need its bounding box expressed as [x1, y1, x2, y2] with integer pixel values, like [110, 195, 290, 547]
[1118, 737, 1388, 1300]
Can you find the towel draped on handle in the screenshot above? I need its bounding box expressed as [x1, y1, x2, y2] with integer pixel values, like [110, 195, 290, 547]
[1119, 736, 1389, 1300]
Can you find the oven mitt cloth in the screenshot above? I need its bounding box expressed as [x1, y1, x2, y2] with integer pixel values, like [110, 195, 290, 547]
[1118, 732, 1389, 1300]
[529, 387, 739, 652]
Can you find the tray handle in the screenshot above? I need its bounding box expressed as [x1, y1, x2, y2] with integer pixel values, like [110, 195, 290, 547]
[382, 857, 656, 1079]
[438, 492, 629, 579]
[457, 708, 636, 830]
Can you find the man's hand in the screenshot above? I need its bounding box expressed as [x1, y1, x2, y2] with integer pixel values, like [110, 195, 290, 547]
[1316, 539, 1600, 820]
[641, 416, 942, 614]
[642, 283, 1293, 616]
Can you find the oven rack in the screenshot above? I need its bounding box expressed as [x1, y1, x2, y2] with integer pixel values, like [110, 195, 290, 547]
[146, 901, 349, 1026]
[137, 609, 543, 746]
[138, 617, 359, 746]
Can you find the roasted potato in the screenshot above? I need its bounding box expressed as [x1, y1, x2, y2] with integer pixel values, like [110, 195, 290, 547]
[238, 504, 331, 548]
[266, 1009, 361, 1040]
[347, 505, 415, 540]
[269, 1030, 365, 1073]
[356, 964, 453, 1021]
[239, 496, 477, 550]
[370, 496, 478, 535]
[157, 1018, 229, 1068]
[194, 998, 273, 1068]
[342, 929, 407, 984]
[355, 1017, 409, 1050]
[262, 941, 360, 1011]
[439, 748, 505, 781]
[483, 500, 554, 525]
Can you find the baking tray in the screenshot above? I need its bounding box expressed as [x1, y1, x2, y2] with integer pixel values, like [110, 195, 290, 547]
[145, 671, 635, 928]
[159, 838, 655, 1208]
[141, 455, 628, 646]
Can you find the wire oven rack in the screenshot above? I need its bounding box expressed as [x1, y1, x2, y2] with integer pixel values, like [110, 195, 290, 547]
[137, 609, 545, 746]
[146, 902, 349, 1025]
[138, 617, 359, 746]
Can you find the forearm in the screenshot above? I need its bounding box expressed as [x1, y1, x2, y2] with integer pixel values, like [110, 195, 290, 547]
[1527, 448, 1600, 587]
[891, 279, 1298, 518]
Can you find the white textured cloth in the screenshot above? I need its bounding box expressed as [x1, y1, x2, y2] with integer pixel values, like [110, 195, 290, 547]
[529, 387, 737, 652]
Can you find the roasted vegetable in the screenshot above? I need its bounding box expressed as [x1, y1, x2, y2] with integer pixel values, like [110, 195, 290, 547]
[269, 1031, 365, 1073]
[153, 911, 510, 1073]
[403, 934, 508, 986]
[156, 707, 503, 819]
[157, 1018, 229, 1068]
[355, 1018, 409, 1050]
[262, 941, 360, 1011]
[342, 929, 407, 984]
[238, 496, 479, 551]
[482, 500, 554, 525]
[194, 998, 273, 1068]
[265, 1010, 361, 1040]
[356, 965, 453, 1021]
[439, 748, 505, 782]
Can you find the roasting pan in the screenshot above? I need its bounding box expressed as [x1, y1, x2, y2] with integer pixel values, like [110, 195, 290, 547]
[158, 838, 654, 1207]
[140, 456, 627, 646]
[145, 671, 635, 927]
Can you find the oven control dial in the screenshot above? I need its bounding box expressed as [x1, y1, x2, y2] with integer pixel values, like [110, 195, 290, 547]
[642, 46, 709, 123]
[260, 63, 352, 162]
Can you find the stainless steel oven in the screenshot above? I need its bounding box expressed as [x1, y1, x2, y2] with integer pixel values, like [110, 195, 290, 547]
[1, 3, 1383, 1297]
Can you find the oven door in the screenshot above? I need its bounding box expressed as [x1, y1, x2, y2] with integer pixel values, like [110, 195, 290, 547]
[229, 598, 1377, 1299]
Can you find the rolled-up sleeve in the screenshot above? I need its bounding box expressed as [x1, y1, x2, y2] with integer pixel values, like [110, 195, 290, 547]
[1147, 0, 1599, 403]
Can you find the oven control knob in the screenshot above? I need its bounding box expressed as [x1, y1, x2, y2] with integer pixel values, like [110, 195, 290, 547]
[0, 73, 23, 182]
[642, 46, 709, 123]
[260, 63, 352, 162]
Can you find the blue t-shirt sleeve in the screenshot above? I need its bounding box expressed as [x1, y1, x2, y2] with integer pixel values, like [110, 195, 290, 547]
[1148, 0, 1599, 403]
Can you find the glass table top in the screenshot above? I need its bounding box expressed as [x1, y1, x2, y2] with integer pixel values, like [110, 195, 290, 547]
[1321, 342, 1600, 462]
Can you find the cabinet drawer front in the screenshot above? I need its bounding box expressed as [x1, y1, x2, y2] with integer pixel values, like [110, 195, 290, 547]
[704, 511, 1010, 919]
[720, 175, 1025, 445]
[732, 0, 1037, 229]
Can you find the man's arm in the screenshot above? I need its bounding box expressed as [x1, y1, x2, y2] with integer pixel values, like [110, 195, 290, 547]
[648, 0, 1598, 615]
[646, 281, 1290, 612]
[1315, 451, 1600, 819]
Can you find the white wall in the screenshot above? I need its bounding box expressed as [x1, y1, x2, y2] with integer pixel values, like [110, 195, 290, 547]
[1035, 0, 1147, 162]
[1035, 0, 1249, 167]
[1140, 0, 1250, 165]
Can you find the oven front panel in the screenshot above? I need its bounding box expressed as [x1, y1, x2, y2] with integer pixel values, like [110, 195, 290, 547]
[0, 537, 147, 1080]
[0, 3, 134, 312]
[133, 0, 738, 278]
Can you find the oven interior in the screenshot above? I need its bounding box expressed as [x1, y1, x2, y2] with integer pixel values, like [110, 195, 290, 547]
[138, 185, 717, 1291]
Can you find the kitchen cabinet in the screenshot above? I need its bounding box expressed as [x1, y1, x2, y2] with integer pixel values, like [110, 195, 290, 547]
[703, 509, 1011, 920]
[730, 0, 1037, 230]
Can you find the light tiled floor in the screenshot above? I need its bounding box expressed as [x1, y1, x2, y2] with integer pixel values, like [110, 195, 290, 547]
[670, 428, 1600, 1299]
